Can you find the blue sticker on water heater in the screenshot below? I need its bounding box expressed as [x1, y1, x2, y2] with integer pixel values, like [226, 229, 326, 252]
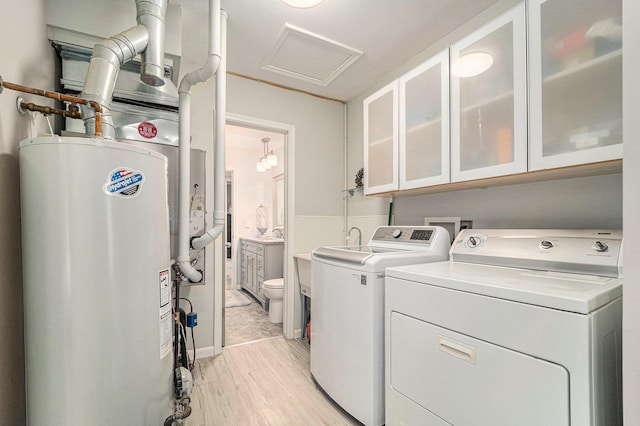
[103, 167, 145, 198]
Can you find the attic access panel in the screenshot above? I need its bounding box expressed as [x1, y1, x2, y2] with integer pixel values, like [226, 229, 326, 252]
[261, 24, 363, 86]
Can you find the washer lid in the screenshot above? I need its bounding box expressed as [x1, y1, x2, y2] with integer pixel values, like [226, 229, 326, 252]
[386, 261, 622, 314]
[312, 225, 451, 265]
[312, 245, 395, 265]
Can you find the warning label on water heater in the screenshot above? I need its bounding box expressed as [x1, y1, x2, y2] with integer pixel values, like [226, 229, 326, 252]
[159, 304, 172, 359]
[159, 269, 170, 308]
[103, 167, 145, 198]
[159, 268, 172, 359]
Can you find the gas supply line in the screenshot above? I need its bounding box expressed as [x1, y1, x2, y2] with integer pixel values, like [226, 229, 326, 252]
[17, 99, 82, 120]
[0, 76, 103, 136]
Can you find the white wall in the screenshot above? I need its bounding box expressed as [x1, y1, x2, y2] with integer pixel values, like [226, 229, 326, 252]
[394, 174, 622, 230]
[227, 76, 345, 218]
[226, 75, 346, 334]
[623, 0, 640, 422]
[179, 63, 344, 342]
[0, 2, 56, 424]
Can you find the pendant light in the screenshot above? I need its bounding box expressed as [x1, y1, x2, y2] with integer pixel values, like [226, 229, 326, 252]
[256, 137, 278, 172]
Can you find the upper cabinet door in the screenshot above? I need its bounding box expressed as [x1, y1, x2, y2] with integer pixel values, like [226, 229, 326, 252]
[450, 3, 527, 182]
[364, 80, 399, 195]
[528, 0, 622, 171]
[399, 50, 450, 190]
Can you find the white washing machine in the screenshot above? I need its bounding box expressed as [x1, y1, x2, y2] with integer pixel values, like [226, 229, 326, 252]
[311, 226, 451, 426]
[385, 229, 623, 426]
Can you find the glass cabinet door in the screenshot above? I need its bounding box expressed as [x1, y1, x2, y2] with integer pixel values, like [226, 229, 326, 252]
[450, 3, 527, 182]
[399, 49, 450, 190]
[364, 81, 399, 194]
[529, 0, 622, 170]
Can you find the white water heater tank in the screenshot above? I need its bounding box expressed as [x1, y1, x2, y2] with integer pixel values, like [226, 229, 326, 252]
[20, 137, 173, 425]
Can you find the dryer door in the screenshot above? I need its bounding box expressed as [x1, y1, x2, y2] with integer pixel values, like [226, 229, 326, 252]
[388, 312, 569, 426]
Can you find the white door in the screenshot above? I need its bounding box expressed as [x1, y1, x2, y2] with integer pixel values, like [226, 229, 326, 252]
[399, 49, 450, 189]
[364, 80, 399, 194]
[528, 0, 622, 170]
[450, 4, 527, 182]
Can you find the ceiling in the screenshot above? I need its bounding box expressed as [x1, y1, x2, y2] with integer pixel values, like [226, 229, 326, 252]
[175, 0, 499, 102]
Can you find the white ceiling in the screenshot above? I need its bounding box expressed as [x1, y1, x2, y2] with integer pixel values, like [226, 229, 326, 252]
[176, 0, 499, 102]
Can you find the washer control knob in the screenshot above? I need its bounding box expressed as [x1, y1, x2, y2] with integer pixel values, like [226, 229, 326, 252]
[467, 236, 481, 248]
[593, 241, 609, 252]
[540, 240, 554, 250]
[392, 229, 403, 239]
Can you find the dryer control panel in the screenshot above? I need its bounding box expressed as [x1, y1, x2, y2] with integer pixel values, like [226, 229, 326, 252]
[452, 229, 623, 278]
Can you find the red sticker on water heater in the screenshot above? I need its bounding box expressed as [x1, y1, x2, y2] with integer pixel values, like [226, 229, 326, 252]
[138, 121, 157, 139]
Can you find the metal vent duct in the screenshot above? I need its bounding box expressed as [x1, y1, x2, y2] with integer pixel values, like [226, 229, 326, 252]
[80, 0, 168, 138]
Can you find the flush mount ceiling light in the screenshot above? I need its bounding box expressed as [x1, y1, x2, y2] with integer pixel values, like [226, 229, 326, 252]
[256, 137, 278, 172]
[281, 0, 324, 8]
[451, 52, 494, 78]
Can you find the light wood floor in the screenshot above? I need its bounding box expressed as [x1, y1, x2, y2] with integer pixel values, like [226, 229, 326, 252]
[186, 336, 361, 426]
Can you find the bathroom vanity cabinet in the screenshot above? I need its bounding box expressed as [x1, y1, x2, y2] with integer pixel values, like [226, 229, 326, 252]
[239, 237, 284, 307]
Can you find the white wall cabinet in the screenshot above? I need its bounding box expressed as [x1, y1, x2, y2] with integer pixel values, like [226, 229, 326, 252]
[399, 50, 450, 189]
[362, 1, 621, 196]
[528, 0, 622, 170]
[364, 81, 399, 195]
[450, 3, 527, 182]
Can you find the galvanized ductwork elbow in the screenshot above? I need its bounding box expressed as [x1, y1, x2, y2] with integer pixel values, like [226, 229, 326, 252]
[80, 0, 168, 138]
[80, 25, 149, 137]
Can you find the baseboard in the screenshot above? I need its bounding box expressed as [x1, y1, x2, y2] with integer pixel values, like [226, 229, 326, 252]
[195, 345, 215, 360]
[293, 328, 302, 339]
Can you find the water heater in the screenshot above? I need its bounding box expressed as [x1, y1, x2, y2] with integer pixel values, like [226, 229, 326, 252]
[20, 136, 173, 424]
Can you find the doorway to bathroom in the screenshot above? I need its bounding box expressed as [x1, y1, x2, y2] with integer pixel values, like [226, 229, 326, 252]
[226, 173, 232, 261]
[222, 113, 295, 347]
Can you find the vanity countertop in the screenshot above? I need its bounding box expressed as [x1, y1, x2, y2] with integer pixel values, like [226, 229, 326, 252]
[241, 236, 285, 245]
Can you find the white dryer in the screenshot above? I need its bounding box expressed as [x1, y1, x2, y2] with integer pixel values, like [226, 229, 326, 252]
[311, 226, 451, 426]
[385, 229, 623, 426]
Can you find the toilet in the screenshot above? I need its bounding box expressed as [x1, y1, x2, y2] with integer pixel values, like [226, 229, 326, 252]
[262, 278, 284, 323]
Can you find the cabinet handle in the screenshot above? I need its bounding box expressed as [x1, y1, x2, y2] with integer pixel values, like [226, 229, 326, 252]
[438, 336, 476, 364]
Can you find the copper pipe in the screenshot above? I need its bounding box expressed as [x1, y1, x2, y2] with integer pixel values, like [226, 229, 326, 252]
[20, 102, 82, 119]
[0, 80, 103, 136]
